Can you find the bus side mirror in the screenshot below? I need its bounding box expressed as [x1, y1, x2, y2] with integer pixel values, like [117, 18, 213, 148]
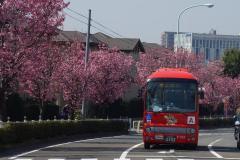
[198, 87, 205, 99]
[138, 84, 147, 98]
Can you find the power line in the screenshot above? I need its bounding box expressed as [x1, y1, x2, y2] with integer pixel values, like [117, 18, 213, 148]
[64, 11, 119, 38]
[63, 11, 88, 26]
[64, 10, 136, 47]
[66, 7, 125, 38]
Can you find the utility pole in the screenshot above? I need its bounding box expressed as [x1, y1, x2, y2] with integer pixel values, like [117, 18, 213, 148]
[85, 9, 91, 69]
[82, 9, 91, 118]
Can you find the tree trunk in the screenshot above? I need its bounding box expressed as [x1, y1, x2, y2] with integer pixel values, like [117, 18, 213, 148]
[39, 99, 44, 119]
[0, 90, 6, 121]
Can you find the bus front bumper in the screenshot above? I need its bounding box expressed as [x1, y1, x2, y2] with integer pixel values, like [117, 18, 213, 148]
[143, 129, 198, 145]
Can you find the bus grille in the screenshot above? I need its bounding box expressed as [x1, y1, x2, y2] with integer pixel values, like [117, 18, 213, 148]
[149, 127, 195, 134]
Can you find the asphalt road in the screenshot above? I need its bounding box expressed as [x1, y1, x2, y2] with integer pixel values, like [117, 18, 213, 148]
[1, 128, 239, 160]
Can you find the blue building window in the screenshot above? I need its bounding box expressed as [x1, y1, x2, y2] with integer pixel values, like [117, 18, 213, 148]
[192, 39, 195, 47]
[206, 48, 210, 61]
[196, 48, 199, 55]
[215, 49, 220, 60]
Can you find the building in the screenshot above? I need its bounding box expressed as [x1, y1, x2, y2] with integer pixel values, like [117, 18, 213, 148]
[161, 31, 186, 50]
[53, 30, 101, 51]
[93, 32, 145, 60]
[161, 31, 176, 50]
[54, 31, 146, 60]
[142, 42, 162, 51]
[174, 30, 240, 61]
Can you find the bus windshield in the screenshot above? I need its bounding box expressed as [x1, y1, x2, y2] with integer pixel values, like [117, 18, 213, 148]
[146, 80, 197, 113]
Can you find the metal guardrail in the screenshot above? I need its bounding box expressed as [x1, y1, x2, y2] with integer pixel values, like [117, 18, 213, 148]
[130, 120, 143, 133]
[128, 116, 234, 134]
[199, 116, 233, 120]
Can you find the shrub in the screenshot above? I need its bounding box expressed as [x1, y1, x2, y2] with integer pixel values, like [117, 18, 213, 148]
[6, 93, 24, 121]
[0, 120, 128, 147]
[42, 103, 60, 120]
[199, 117, 234, 129]
[24, 104, 40, 120]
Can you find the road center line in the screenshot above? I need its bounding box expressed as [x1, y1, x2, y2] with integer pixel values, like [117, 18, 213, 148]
[118, 142, 143, 160]
[208, 138, 223, 159]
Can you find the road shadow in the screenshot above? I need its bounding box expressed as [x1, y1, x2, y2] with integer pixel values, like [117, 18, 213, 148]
[144, 144, 240, 153]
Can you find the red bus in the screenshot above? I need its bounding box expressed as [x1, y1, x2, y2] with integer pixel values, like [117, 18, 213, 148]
[142, 68, 203, 149]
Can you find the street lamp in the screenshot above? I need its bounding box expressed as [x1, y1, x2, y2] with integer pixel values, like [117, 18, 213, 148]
[176, 3, 214, 50]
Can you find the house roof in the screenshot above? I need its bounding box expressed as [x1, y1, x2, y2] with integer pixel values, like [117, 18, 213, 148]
[53, 30, 100, 44]
[142, 42, 162, 51]
[93, 32, 145, 52]
[53, 31, 145, 52]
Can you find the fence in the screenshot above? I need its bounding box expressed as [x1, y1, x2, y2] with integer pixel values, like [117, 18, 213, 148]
[0, 116, 130, 128]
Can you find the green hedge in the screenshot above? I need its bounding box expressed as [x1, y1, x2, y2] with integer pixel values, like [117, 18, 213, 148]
[199, 118, 234, 129]
[0, 120, 128, 146]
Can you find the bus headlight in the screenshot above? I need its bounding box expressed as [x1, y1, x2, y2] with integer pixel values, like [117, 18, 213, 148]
[145, 127, 151, 133]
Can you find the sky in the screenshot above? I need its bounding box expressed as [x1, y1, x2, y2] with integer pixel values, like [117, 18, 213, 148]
[63, 0, 240, 44]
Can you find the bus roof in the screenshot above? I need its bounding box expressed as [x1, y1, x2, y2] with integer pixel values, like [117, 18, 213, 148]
[148, 68, 197, 81]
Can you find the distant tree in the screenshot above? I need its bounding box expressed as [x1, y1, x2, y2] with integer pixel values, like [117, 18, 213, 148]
[136, 49, 240, 116]
[223, 49, 240, 78]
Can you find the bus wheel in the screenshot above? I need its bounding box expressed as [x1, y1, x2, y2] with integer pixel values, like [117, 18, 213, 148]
[187, 144, 197, 150]
[144, 142, 150, 149]
[191, 144, 198, 150]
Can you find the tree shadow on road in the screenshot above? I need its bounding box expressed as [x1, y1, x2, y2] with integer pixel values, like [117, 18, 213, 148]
[148, 144, 239, 153]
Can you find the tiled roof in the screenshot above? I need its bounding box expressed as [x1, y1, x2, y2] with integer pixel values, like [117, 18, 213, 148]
[93, 32, 144, 52]
[142, 42, 162, 50]
[54, 31, 145, 52]
[53, 30, 100, 43]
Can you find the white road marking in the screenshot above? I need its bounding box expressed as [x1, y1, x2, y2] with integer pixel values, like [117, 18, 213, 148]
[114, 159, 130, 160]
[146, 159, 163, 160]
[81, 159, 98, 160]
[48, 159, 65, 160]
[118, 142, 143, 160]
[158, 149, 174, 154]
[10, 149, 39, 160]
[208, 138, 224, 159]
[128, 155, 218, 159]
[128, 155, 187, 158]
[178, 159, 194, 160]
[9, 135, 126, 160]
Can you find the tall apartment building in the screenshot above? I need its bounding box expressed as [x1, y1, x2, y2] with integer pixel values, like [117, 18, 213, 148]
[174, 30, 240, 61]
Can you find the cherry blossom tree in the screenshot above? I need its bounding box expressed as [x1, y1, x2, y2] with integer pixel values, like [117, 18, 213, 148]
[57, 43, 134, 112]
[0, 0, 68, 121]
[88, 48, 134, 104]
[55, 43, 87, 109]
[19, 44, 62, 115]
[136, 48, 204, 86]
